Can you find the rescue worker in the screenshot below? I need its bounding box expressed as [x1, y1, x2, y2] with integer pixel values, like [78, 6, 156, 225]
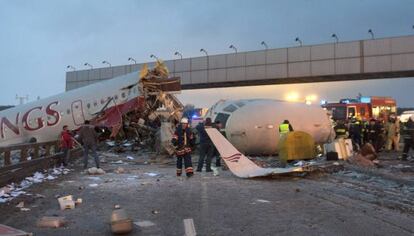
[60, 125, 73, 167]
[172, 117, 195, 177]
[78, 120, 100, 169]
[196, 118, 214, 172]
[212, 120, 224, 167]
[279, 120, 294, 137]
[349, 117, 363, 149]
[334, 120, 348, 139]
[365, 119, 377, 145]
[385, 116, 399, 151]
[402, 116, 414, 160]
[374, 119, 386, 152]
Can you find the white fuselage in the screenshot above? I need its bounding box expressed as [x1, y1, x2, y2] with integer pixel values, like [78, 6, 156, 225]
[206, 99, 335, 155]
[0, 72, 140, 147]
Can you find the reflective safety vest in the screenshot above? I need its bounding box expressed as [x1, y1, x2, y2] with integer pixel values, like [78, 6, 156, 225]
[279, 124, 290, 134]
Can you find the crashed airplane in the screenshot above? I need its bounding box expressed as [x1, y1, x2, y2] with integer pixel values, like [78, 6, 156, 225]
[205, 99, 335, 155]
[0, 61, 182, 147]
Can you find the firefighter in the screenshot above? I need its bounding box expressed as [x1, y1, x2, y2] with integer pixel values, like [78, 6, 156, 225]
[334, 120, 348, 139]
[279, 120, 294, 137]
[374, 119, 386, 152]
[365, 119, 377, 145]
[349, 117, 363, 149]
[402, 116, 414, 160]
[172, 117, 195, 177]
[385, 116, 399, 151]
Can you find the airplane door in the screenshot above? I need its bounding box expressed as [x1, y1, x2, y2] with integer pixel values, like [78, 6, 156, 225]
[72, 100, 85, 126]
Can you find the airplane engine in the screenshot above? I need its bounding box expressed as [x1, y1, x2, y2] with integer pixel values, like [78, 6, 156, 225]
[205, 99, 335, 155]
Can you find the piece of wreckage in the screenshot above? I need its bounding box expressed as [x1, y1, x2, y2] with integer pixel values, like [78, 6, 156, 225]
[93, 61, 183, 154]
[0, 59, 182, 155]
[205, 99, 338, 178]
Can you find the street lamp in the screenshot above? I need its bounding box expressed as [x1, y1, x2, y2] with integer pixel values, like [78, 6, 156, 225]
[128, 57, 136, 64]
[150, 54, 159, 61]
[174, 51, 183, 59]
[331, 34, 339, 43]
[368, 29, 374, 39]
[295, 37, 303, 46]
[200, 48, 208, 56]
[261, 41, 268, 50]
[102, 60, 111, 67]
[229, 44, 238, 53]
[66, 65, 76, 71]
[84, 62, 93, 69]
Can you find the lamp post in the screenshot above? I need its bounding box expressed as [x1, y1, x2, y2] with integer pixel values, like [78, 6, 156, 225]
[331, 34, 339, 43]
[200, 48, 209, 82]
[368, 29, 374, 39]
[102, 60, 111, 67]
[261, 41, 268, 50]
[174, 51, 183, 59]
[295, 37, 302, 46]
[84, 62, 93, 69]
[66, 65, 76, 71]
[229, 44, 237, 53]
[128, 57, 136, 64]
[150, 54, 159, 61]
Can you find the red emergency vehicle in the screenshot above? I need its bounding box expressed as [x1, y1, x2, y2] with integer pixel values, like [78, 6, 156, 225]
[322, 96, 396, 121]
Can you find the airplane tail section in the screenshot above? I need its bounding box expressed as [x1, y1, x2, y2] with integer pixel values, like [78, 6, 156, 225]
[205, 128, 304, 178]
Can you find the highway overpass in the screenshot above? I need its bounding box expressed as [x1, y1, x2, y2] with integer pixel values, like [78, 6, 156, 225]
[66, 35, 414, 91]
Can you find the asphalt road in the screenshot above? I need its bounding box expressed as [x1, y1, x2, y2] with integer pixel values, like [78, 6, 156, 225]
[0, 151, 413, 236]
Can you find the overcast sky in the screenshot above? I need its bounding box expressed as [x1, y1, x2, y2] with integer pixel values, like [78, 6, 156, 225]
[1, 0, 414, 107]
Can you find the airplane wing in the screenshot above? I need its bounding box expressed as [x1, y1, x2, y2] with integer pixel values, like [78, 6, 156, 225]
[205, 128, 304, 178]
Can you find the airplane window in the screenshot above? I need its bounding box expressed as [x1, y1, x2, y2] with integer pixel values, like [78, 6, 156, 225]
[107, 96, 111, 101]
[75, 105, 79, 109]
[214, 113, 230, 129]
[235, 101, 245, 107]
[121, 92, 126, 98]
[114, 95, 118, 100]
[94, 101, 98, 106]
[100, 99, 105, 105]
[87, 103, 91, 109]
[66, 109, 70, 114]
[223, 104, 238, 113]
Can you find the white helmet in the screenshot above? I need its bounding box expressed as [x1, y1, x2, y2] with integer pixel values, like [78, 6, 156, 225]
[180, 117, 189, 124]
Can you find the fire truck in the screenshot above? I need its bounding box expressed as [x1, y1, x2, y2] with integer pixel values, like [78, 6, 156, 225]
[322, 96, 397, 121]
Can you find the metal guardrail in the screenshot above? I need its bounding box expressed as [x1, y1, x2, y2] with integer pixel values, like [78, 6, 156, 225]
[0, 141, 60, 167]
[0, 141, 82, 187]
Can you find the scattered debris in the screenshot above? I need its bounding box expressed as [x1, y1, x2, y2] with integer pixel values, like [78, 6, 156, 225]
[58, 195, 75, 210]
[20, 208, 30, 212]
[145, 172, 159, 177]
[151, 210, 160, 214]
[349, 143, 378, 168]
[75, 198, 83, 205]
[126, 156, 134, 160]
[114, 167, 125, 174]
[256, 199, 270, 203]
[88, 183, 99, 188]
[111, 206, 133, 234]
[0, 166, 71, 204]
[88, 167, 106, 175]
[16, 201, 24, 208]
[111, 160, 124, 164]
[37, 216, 66, 228]
[134, 220, 155, 228]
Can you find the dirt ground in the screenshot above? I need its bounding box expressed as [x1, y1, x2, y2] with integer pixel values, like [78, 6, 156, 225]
[0, 150, 413, 236]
